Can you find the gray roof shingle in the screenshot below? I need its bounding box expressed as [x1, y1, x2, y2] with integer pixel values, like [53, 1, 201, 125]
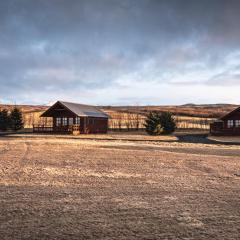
[59, 101, 109, 118]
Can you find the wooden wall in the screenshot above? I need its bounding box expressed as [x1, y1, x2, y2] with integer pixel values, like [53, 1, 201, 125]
[85, 117, 108, 134]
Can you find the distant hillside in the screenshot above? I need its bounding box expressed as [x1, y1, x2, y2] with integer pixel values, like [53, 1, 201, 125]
[101, 104, 238, 118]
[0, 103, 238, 118]
[0, 104, 48, 113]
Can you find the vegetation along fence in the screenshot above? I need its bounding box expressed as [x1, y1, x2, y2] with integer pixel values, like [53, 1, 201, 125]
[108, 111, 214, 131]
[22, 110, 215, 132]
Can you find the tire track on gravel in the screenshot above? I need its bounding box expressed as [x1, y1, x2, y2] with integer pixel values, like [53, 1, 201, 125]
[0, 142, 11, 155]
[11, 141, 32, 182]
[100, 144, 240, 157]
[0, 141, 31, 182]
[20, 141, 30, 164]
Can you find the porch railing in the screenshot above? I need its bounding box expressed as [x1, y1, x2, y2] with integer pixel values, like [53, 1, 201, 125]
[33, 124, 80, 134]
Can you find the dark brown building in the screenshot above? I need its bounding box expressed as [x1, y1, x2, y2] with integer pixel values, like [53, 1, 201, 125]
[33, 101, 109, 134]
[210, 106, 240, 135]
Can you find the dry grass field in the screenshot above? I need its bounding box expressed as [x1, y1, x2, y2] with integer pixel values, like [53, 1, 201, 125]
[0, 135, 240, 240]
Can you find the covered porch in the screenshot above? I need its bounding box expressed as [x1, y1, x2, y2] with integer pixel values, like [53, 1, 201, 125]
[33, 118, 83, 134]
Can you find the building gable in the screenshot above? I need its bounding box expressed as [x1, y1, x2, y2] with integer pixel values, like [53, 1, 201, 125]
[41, 101, 77, 118]
[221, 106, 240, 121]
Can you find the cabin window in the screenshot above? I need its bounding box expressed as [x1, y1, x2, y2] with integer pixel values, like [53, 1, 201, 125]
[75, 117, 80, 125]
[227, 120, 234, 128]
[86, 118, 95, 124]
[62, 117, 68, 126]
[235, 120, 240, 127]
[89, 118, 94, 124]
[56, 118, 61, 126]
[69, 118, 73, 125]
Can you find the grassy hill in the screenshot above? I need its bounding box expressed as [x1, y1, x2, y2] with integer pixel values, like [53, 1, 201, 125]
[101, 103, 238, 118]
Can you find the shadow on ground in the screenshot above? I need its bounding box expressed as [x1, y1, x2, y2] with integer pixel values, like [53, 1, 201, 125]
[1, 131, 240, 146]
[177, 133, 240, 145]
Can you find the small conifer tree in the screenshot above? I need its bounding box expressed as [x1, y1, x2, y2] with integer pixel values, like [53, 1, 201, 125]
[9, 107, 24, 131]
[0, 109, 10, 131]
[144, 112, 163, 135]
[159, 112, 176, 134]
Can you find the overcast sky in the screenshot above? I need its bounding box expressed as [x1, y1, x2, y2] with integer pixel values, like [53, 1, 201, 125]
[1, 0, 240, 105]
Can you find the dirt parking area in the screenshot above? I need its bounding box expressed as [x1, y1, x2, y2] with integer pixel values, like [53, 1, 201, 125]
[0, 136, 240, 239]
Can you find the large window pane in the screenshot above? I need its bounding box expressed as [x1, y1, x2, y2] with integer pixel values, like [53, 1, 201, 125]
[227, 120, 234, 128]
[235, 120, 240, 127]
[62, 117, 68, 126]
[69, 118, 73, 125]
[56, 118, 61, 126]
[75, 117, 80, 125]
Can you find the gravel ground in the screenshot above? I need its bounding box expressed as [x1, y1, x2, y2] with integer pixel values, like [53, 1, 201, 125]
[208, 136, 240, 144]
[0, 137, 240, 240]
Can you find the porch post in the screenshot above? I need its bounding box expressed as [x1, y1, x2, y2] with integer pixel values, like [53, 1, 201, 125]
[83, 117, 86, 133]
[53, 117, 56, 132]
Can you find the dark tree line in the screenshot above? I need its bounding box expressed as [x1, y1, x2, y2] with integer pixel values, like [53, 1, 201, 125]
[0, 107, 24, 131]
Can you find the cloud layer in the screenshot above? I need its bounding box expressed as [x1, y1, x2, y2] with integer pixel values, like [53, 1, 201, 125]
[0, 0, 240, 105]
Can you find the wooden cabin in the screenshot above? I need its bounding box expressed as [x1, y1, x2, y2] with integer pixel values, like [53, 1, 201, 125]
[33, 101, 109, 134]
[210, 106, 240, 135]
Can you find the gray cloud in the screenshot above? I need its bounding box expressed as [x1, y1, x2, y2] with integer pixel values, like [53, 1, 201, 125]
[1, 0, 240, 104]
[207, 72, 240, 86]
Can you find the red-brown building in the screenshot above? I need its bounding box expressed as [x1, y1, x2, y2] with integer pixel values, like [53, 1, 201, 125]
[33, 101, 109, 134]
[210, 106, 240, 135]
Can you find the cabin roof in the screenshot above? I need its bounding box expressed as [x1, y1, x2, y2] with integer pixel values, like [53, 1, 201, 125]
[220, 106, 240, 120]
[41, 101, 109, 118]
